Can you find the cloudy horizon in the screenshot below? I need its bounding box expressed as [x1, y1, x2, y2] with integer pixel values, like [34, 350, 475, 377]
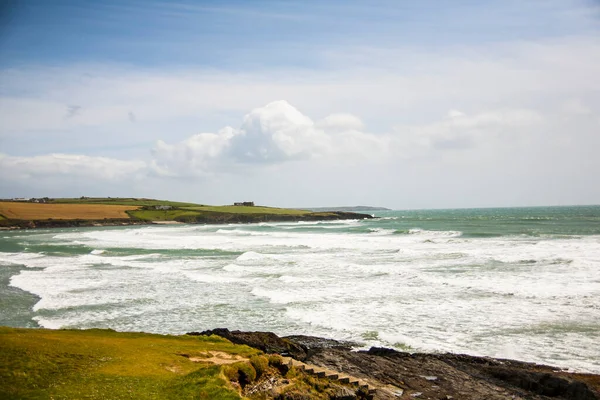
[1, 0, 599, 209]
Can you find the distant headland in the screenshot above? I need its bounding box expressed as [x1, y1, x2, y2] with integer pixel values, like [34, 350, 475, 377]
[304, 206, 391, 212]
[0, 197, 374, 230]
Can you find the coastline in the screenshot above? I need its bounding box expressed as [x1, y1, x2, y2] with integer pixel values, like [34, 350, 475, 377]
[2, 326, 598, 399]
[196, 328, 600, 399]
[0, 211, 374, 230]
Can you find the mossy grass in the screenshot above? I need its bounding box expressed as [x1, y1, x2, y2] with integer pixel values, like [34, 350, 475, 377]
[0, 327, 261, 399]
[249, 355, 269, 378]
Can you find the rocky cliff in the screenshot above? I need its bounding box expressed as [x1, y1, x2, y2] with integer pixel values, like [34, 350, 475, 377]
[191, 329, 600, 400]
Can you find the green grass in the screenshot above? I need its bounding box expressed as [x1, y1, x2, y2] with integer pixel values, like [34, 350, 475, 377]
[0, 198, 349, 226]
[0, 327, 261, 399]
[128, 205, 310, 222]
[182, 205, 309, 215]
[128, 209, 203, 221]
[50, 198, 203, 207]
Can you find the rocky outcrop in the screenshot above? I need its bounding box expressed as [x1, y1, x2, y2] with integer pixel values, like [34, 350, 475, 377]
[188, 329, 359, 361]
[189, 328, 309, 359]
[192, 330, 600, 400]
[173, 211, 373, 224]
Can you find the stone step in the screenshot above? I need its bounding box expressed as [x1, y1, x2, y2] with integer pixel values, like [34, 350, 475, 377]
[324, 372, 339, 379]
[314, 370, 326, 378]
[280, 356, 381, 396]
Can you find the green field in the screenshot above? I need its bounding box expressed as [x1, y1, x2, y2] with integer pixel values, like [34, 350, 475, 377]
[0, 198, 360, 226]
[50, 197, 203, 207]
[182, 205, 309, 215]
[0, 327, 352, 399]
[0, 327, 259, 399]
[128, 209, 205, 221]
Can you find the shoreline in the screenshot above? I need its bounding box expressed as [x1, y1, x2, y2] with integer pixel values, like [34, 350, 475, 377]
[0, 210, 374, 230]
[2, 326, 599, 399]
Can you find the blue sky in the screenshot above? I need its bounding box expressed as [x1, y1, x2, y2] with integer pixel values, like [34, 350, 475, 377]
[2, 0, 597, 68]
[0, 0, 599, 208]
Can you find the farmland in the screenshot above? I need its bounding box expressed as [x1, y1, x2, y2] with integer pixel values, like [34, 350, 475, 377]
[0, 202, 138, 220]
[0, 198, 372, 228]
[50, 197, 202, 207]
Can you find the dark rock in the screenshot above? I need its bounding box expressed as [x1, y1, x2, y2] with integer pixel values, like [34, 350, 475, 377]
[187, 328, 308, 360]
[188, 329, 600, 400]
[284, 335, 358, 351]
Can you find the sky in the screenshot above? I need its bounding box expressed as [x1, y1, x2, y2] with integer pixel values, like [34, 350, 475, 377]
[0, 0, 599, 209]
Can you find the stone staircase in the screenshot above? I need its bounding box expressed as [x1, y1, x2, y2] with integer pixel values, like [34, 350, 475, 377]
[281, 357, 385, 399]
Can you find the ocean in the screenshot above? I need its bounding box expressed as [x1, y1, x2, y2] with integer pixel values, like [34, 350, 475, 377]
[1, 206, 599, 373]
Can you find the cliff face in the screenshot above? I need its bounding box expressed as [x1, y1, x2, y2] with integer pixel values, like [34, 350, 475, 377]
[174, 211, 373, 224]
[192, 329, 600, 400]
[0, 211, 373, 230]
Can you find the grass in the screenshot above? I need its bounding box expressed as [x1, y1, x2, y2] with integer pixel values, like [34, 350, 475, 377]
[0, 327, 261, 399]
[128, 209, 203, 221]
[50, 198, 203, 207]
[128, 205, 311, 222]
[0, 198, 346, 225]
[0, 202, 139, 220]
[181, 205, 309, 215]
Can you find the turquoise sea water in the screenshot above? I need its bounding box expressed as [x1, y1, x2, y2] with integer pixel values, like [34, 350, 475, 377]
[1, 205, 599, 372]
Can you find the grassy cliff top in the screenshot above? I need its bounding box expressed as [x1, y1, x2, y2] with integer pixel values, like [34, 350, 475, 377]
[0, 327, 359, 399]
[0, 327, 259, 399]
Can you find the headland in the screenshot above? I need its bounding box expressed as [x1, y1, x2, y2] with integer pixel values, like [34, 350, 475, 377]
[0, 197, 373, 230]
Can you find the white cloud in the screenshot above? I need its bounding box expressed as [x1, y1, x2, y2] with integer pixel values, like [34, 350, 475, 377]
[396, 109, 544, 151]
[151, 100, 390, 176]
[562, 98, 592, 115]
[447, 110, 465, 119]
[0, 153, 146, 181]
[1, 34, 599, 206]
[151, 127, 237, 176]
[315, 113, 365, 131]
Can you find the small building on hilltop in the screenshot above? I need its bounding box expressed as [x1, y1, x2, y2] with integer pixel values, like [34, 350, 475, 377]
[233, 201, 255, 207]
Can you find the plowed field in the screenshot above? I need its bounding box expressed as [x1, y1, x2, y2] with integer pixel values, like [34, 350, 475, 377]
[0, 202, 139, 220]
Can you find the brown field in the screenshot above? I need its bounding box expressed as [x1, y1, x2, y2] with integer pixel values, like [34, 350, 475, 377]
[0, 202, 139, 220]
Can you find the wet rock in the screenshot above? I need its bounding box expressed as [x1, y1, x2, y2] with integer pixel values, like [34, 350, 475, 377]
[284, 335, 358, 351]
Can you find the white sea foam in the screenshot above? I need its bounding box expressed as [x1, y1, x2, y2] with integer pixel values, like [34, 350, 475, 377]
[3, 222, 600, 373]
[368, 228, 396, 235]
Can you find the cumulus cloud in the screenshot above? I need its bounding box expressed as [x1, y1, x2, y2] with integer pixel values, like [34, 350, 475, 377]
[151, 100, 390, 176]
[150, 102, 549, 177]
[315, 113, 365, 132]
[151, 127, 237, 176]
[396, 109, 543, 151]
[0, 153, 146, 181]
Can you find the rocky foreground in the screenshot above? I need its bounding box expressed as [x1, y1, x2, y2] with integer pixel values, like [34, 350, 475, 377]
[191, 329, 600, 400]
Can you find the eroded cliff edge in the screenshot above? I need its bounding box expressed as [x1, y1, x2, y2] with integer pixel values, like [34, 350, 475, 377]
[191, 328, 600, 400]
